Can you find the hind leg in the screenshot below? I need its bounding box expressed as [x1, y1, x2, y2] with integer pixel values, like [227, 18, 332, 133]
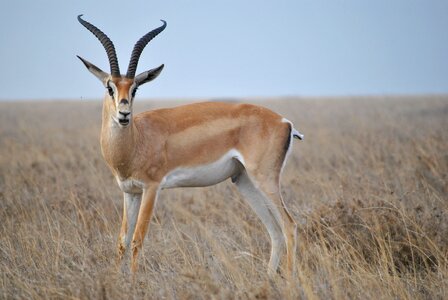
[260, 186, 297, 278]
[234, 169, 286, 276]
[239, 156, 297, 277]
[247, 163, 298, 277]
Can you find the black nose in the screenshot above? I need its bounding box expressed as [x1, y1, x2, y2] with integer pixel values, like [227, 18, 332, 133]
[120, 99, 129, 105]
[119, 111, 130, 117]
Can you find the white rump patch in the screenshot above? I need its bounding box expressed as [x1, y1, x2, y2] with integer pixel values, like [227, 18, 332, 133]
[160, 149, 245, 189]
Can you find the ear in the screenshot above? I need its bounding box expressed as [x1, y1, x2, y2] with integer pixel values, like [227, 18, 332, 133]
[77, 55, 110, 85]
[135, 64, 164, 86]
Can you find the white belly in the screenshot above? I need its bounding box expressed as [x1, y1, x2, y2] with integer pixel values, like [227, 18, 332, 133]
[160, 149, 245, 189]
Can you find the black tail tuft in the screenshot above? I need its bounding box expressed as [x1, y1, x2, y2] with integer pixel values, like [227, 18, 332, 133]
[293, 133, 303, 140]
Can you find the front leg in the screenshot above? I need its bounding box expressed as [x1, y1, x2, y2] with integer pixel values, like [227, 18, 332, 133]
[117, 192, 142, 264]
[117, 194, 128, 263]
[130, 185, 159, 273]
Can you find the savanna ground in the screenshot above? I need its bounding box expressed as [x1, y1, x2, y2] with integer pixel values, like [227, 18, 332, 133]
[0, 96, 447, 299]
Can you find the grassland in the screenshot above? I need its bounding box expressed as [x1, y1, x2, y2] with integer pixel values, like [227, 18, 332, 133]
[0, 96, 447, 299]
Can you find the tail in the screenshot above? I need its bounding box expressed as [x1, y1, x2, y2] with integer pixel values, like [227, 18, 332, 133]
[292, 128, 304, 140]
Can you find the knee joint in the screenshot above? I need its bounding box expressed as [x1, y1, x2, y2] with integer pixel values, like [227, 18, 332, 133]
[131, 240, 142, 251]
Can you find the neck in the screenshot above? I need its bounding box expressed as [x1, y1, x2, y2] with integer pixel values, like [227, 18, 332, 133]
[100, 101, 136, 178]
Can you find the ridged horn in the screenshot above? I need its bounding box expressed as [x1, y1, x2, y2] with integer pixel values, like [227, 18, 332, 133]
[77, 15, 120, 77]
[126, 20, 167, 79]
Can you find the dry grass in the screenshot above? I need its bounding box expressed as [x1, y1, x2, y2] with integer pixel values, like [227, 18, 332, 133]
[0, 96, 447, 299]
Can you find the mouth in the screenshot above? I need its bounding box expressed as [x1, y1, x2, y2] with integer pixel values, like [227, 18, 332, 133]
[118, 118, 130, 126]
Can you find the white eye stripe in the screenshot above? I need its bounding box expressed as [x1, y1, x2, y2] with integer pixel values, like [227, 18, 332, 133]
[129, 83, 138, 99]
[106, 81, 118, 99]
[107, 80, 116, 88]
[107, 81, 117, 91]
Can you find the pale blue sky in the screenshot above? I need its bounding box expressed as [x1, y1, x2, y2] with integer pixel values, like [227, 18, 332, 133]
[0, 0, 447, 100]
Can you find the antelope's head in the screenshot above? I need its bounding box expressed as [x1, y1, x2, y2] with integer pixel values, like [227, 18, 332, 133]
[77, 15, 165, 127]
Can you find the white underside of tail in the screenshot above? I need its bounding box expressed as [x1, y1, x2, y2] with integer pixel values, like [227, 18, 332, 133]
[292, 128, 304, 140]
[281, 117, 304, 140]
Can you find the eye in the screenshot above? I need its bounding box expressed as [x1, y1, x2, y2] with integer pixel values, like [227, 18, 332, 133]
[107, 86, 114, 97]
[131, 88, 138, 98]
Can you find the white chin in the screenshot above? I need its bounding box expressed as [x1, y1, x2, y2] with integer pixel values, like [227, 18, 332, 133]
[112, 116, 129, 127]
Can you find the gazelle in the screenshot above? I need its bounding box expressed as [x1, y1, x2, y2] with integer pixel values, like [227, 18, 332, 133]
[77, 15, 304, 276]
